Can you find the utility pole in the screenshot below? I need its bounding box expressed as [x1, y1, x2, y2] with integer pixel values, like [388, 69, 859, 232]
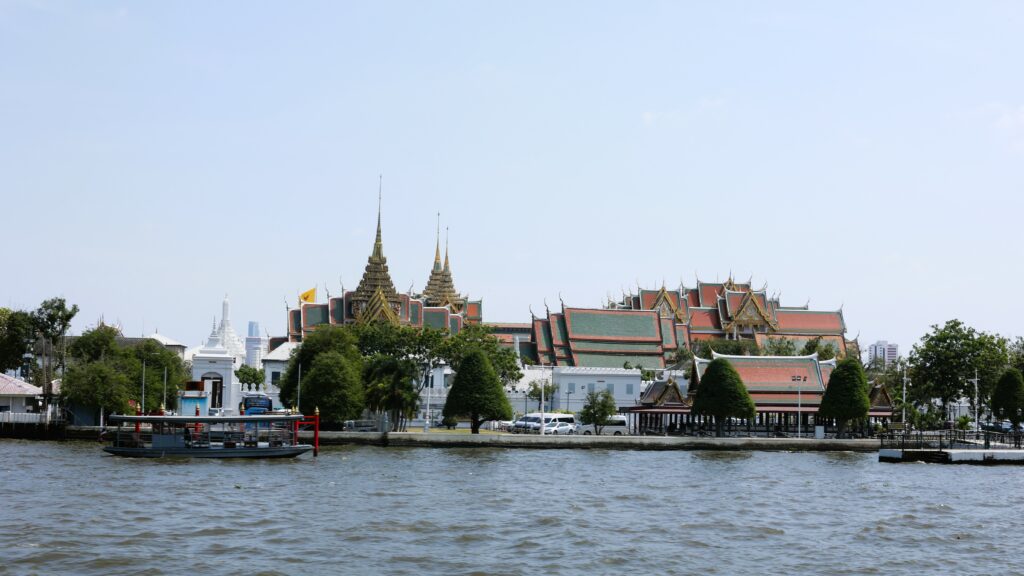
[902, 366, 908, 426]
[968, 369, 980, 433]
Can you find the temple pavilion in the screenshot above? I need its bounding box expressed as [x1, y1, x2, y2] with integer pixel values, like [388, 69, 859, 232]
[274, 202, 481, 347]
[507, 278, 852, 368]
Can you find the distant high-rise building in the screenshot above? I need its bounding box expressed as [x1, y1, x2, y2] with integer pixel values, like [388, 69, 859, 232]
[868, 340, 899, 366]
[245, 321, 267, 368]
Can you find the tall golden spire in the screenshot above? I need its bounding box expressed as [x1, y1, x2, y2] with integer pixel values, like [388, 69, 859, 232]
[352, 176, 400, 323]
[433, 212, 442, 273]
[422, 224, 462, 311]
[443, 226, 450, 272]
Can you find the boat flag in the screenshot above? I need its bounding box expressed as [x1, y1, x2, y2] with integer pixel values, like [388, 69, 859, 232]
[300, 287, 316, 304]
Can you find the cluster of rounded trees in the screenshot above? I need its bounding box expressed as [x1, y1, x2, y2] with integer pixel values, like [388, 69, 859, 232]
[693, 357, 870, 438]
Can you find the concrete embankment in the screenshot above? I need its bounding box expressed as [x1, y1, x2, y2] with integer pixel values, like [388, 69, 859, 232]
[56, 426, 878, 451]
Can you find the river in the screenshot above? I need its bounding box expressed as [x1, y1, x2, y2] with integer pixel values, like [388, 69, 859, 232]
[2, 439, 1021, 575]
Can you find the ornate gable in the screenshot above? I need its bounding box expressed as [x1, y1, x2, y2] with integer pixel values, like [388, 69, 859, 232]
[722, 292, 778, 331]
[651, 286, 687, 323]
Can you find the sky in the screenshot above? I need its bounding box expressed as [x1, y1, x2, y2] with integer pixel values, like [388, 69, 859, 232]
[2, 1, 1023, 355]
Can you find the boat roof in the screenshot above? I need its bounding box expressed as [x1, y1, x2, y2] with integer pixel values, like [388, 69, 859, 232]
[109, 414, 305, 424]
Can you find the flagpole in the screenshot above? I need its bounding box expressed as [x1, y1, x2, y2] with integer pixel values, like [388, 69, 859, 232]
[297, 363, 302, 414]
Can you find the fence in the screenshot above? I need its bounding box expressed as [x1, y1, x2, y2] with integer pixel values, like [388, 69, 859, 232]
[0, 412, 61, 425]
[880, 430, 1024, 450]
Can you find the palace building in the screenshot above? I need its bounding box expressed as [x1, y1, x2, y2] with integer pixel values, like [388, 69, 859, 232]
[274, 203, 481, 347]
[514, 278, 851, 369]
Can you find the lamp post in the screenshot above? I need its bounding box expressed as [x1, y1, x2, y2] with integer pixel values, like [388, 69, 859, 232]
[424, 371, 432, 433]
[968, 369, 979, 434]
[902, 366, 908, 426]
[566, 389, 572, 413]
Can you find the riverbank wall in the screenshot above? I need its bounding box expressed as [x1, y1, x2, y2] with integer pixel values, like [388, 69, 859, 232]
[54, 426, 878, 451]
[0, 422, 66, 440]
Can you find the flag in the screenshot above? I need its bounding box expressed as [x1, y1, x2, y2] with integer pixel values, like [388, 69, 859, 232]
[300, 287, 316, 304]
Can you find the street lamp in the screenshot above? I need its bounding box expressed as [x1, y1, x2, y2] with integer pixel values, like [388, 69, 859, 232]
[566, 388, 572, 413]
[968, 369, 979, 434]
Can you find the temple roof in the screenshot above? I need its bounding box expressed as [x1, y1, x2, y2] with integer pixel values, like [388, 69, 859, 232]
[352, 193, 401, 315]
[421, 226, 463, 310]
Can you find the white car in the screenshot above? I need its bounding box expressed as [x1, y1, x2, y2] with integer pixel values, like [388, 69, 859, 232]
[543, 421, 576, 435]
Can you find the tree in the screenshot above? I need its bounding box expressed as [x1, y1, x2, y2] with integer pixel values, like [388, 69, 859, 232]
[991, 368, 1024, 431]
[299, 351, 364, 424]
[69, 324, 120, 363]
[442, 349, 512, 434]
[235, 365, 265, 391]
[279, 326, 362, 408]
[0, 309, 34, 374]
[763, 338, 797, 356]
[579, 390, 617, 435]
[1010, 337, 1024, 375]
[909, 320, 1009, 416]
[692, 338, 760, 359]
[526, 380, 556, 411]
[817, 358, 870, 438]
[364, 354, 419, 431]
[443, 324, 522, 386]
[31, 297, 79, 405]
[800, 337, 837, 360]
[61, 360, 132, 418]
[691, 358, 755, 436]
[128, 339, 188, 412]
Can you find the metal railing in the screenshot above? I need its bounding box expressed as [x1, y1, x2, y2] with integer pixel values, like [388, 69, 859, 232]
[880, 430, 1024, 450]
[0, 412, 59, 425]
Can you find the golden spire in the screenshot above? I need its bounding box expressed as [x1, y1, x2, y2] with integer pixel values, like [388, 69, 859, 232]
[433, 212, 442, 272]
[443, 226, 450, 272]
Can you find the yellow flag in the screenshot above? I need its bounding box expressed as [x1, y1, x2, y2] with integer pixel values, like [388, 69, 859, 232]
[300, 288, 316, 304]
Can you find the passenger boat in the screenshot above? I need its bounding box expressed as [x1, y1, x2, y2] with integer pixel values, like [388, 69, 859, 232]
[103, 412, 319, 458]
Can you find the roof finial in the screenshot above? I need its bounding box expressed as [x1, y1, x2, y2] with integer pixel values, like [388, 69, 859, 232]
[443, 226, 450, 271]
[434, 212, 442, 266]
[376, 174, 383, 241]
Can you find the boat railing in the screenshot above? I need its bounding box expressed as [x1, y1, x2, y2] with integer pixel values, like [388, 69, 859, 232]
[880, 430, 1024, 450]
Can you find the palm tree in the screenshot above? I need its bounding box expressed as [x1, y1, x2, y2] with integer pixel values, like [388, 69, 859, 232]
[363, 355, 420, 431]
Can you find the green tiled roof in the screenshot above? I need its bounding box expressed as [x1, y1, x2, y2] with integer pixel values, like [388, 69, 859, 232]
[573, 353, 664, 369]
[570, 341, 664, 353]
[565, 309, 660, 341]
[304, 305, 329, 326]
[423, 309, 448, 330]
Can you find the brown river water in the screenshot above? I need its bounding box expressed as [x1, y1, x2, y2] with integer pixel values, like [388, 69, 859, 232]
[2, 439, 1022, 575]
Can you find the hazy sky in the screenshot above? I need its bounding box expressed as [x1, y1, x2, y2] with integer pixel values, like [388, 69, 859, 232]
[3, 1, 1023, 354]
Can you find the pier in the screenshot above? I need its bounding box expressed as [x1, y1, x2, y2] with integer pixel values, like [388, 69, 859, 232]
[879, 430, 1024, 464]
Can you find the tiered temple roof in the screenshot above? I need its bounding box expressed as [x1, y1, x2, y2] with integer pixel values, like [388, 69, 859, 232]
[278, 197, 481, 344]
[507, 276, 851, 368]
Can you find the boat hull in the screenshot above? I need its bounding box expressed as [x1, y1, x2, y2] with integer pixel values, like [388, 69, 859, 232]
[103, 445, 312, 459]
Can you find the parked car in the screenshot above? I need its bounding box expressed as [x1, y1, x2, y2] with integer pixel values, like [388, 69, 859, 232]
[578, 415, 630, 436]
[543, 421, 575, 435]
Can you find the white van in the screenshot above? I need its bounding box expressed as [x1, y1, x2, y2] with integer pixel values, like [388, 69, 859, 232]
[578, 415, 630, 436]
[513, 412, 576, 434]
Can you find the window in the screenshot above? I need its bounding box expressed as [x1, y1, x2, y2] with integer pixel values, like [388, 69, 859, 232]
[626, 383, 634, 395]
[568, 383, 575, 393]
[271, 371, 281, 385]
[606, 383, 615, 394]
[587, 383, 595, 393]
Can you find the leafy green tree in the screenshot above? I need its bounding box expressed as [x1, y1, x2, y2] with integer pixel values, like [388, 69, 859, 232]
[526, 380, 556, 411]
[280, 326, 362, 408]
[1010, 337, 1024, 375]
[69, 324, 120, 363]
[800, 337, 837, 360]
[763, 338, 797, 356]
[668, 347, 694, 368]
[235, 364, 265, 391]
[991, 368, 1024, 431]
[443, 324, 522, 385]
[30, 297, 79, 408]
[692, 338, 760, 359]
[579, 390, 617, 434]
[298, 350, 364, 424]
[443, 349, 512, 434]
[692, 358, 755, 436]
[129, 339, 188, 412]
[0, 309, 34, 374]
[818, 358, 870, 438]
[364, 354, 419, 431]
[61, 360, 132, 418]
[909, 320, 1009, 416]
